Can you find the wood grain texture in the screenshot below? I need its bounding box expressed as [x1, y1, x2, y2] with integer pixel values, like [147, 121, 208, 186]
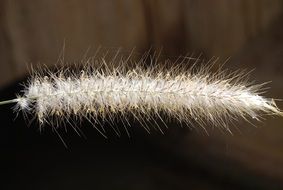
[0, 0, 148, 87]
[184, 0, 283, 56]
[0, 0, 282, 87]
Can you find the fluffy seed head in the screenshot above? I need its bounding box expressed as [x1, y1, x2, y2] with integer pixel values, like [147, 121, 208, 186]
[15, 54, 282, 134]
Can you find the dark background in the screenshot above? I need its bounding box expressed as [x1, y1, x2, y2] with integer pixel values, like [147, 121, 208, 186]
[1, 1, 283, 189]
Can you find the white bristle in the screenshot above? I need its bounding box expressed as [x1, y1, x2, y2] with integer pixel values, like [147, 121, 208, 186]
[14, 56, 282, 135]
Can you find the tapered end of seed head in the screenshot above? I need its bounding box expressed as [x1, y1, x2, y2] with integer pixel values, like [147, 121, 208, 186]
[17, 98, 28, 109]
[269, 98, 283, 116]
[14, 96, 31, 111]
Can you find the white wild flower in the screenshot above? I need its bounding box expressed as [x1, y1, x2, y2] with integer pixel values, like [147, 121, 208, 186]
[10, 54, 282, 136]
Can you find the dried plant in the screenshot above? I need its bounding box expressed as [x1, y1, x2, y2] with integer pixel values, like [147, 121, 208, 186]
[0, 51, 282, 137]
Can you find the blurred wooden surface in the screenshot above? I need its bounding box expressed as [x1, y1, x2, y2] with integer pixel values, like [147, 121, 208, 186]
[0, 0, 282, 87]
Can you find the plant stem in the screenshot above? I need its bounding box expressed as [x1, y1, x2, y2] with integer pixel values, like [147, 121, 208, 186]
[0, 99, 18, 106]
